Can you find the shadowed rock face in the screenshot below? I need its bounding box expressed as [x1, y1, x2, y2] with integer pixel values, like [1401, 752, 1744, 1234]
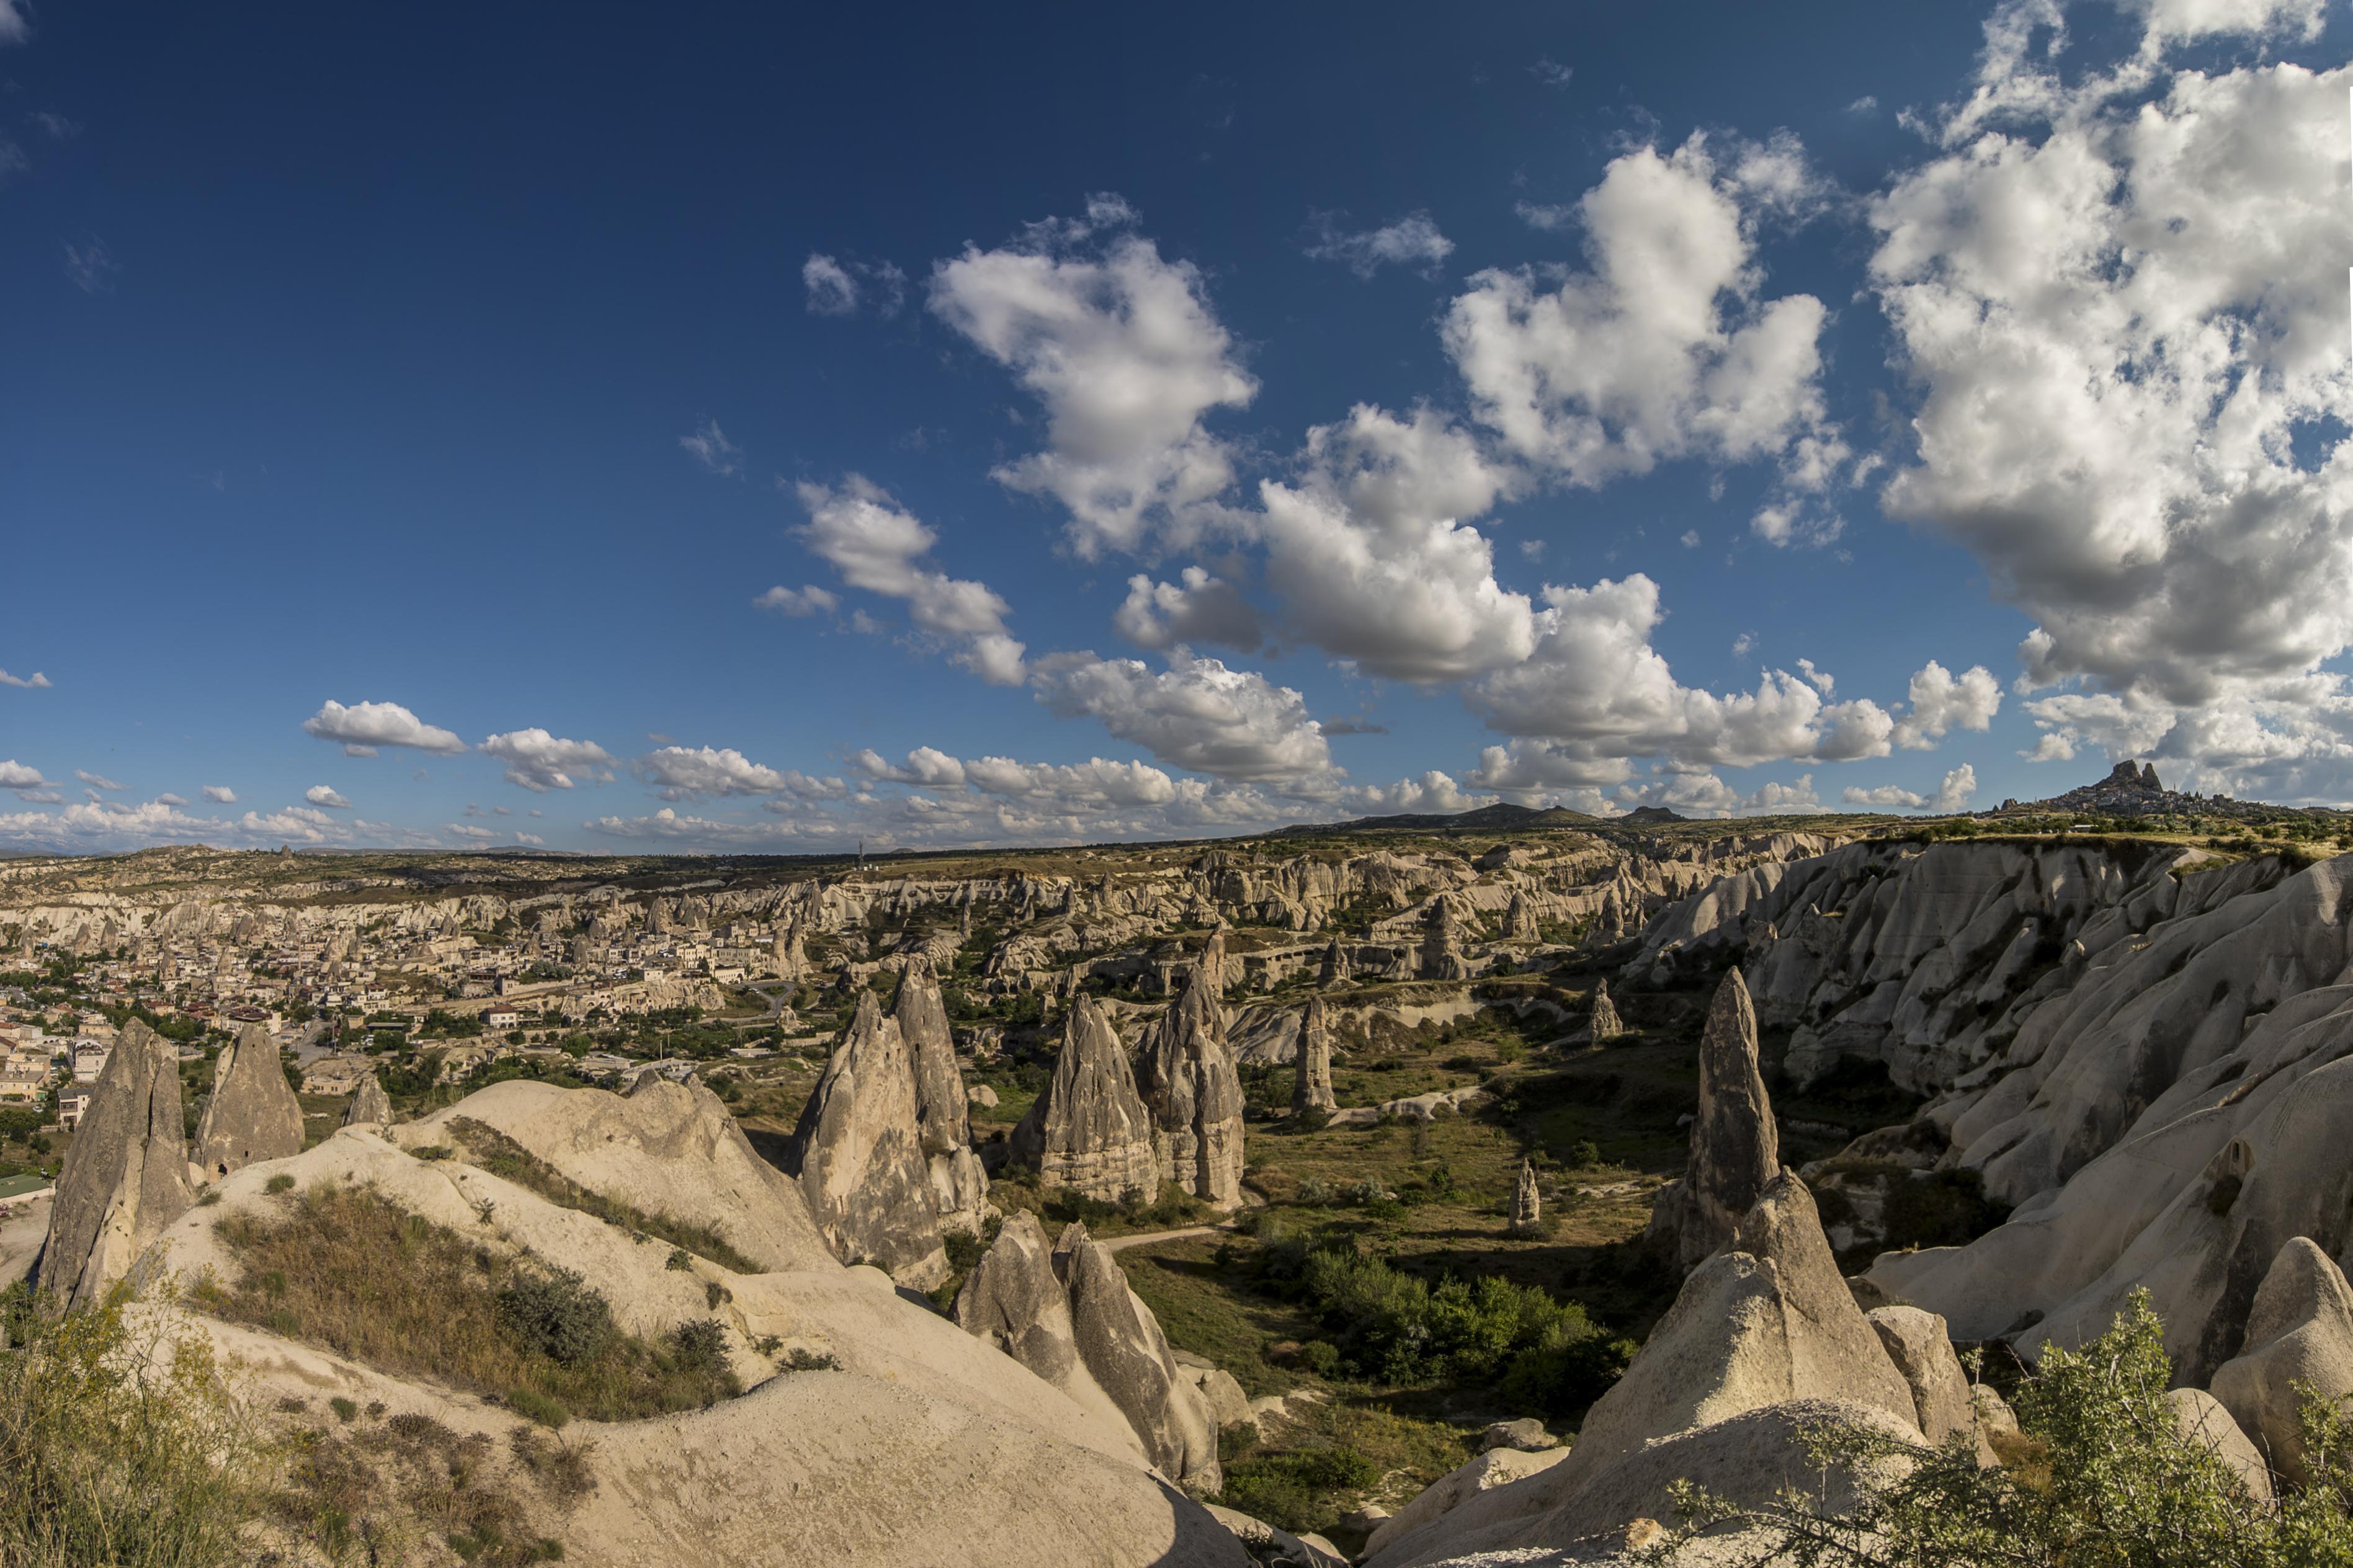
[1012, 994, 1159, 1203]
[1292, 994, 1337, 1114]
[192, 1022, 304, 1180]
[342, 1073, 393, 1128]
[1137, 940, 1244, 1208]
[787, 992, 948, 1288]
[1646, 970, 1780, 1270]
[40, 1020, 194, 1306]
[1053, 1221, 1222, 1490]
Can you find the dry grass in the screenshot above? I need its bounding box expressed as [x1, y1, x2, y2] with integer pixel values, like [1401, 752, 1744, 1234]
[200, 1182, 739, 1422]
[278, 1402, 584, 1567]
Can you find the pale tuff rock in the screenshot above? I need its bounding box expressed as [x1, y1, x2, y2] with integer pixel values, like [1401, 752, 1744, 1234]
[1481, 1417, 1556, 1452]
[1646, 970, 1779, 1270]
[1201, 1505, 1349, 1568]
[2212, 1237, 2353, 1488]
[1501, 888, 1537, 941]
[1419, 898, 1470, 981]
[1014, 992, 1161, 1203]
[153, 1111, 1248, 1568]
[192, 1022, 305, 1180]
[1867, 1305, 1988, 1460]
[1509, 1159, 1541, 1236]
[1054, 1221, 1223, 1490]
[955, 1209, 1151, 1458]
[1589, 979, 1625, 1041]
[2166, 1387, 2274, 1503]
[411, 1076, 836, 1272]
[1362, 1447, 1572, 1559]
[1868, 976, 2353, 1375]
[898, 955, 991, 1233]
[967, 1082, 999, 1108]
[1364, 1173, 1916, 1568]
[1136, 939, 1245, 1208]
[341, 1072, 393, 1128]
[787, 992, 949, 1288]
[38, 1020, 194, 1306]
[1291, 994, 1337, 1115]
[897, 955, 970, 1156]
[1172, 1350, 1252, 1430]
[1318, 937, 1349, 988]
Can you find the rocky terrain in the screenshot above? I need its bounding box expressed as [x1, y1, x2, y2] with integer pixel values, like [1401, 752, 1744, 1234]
[14, 774, 2353, 1563]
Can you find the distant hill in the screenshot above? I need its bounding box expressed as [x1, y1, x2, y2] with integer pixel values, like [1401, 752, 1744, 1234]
[1275, 801, 1607, 835]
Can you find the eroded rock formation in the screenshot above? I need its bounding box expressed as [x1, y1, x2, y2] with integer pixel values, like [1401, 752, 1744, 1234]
[1137, 941, 1245, 1208]
[896, 955, 991, 1233]
[1055, 1221, 1223, 1490]
[1645, 969, 1779, 1270]
[1508, 1159, 1540, 1236]
[1589, 978, 1624, 1041]
[1292, 994, 1336, 1115]
[341, 1072, 393, 1128]
[38, 1020, 194, 1306]
[1012, 994, 1159, 1203]
[787, 992, 949, 1288]
[192, 1022, 304, 1180]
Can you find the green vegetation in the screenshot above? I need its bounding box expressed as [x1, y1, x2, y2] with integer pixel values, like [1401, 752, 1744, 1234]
[0, 1281, 274, 1568]
[440, 1116, 761, 1273]
[200, 1182, 740, 1420]
[1643, 1293, 2353, 1567]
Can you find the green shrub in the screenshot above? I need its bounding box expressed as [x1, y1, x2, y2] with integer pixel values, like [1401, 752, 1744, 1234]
[266, 1174, 297, 1194]
[669, 1319, 729, 1378]
[0, 1282, 275, 1566]
[1214, 1446, 1379, 1536]
[507, 1388, 571, 1429]
[498, 1267, 617, 1368]
[329, 1395, 359, 1423]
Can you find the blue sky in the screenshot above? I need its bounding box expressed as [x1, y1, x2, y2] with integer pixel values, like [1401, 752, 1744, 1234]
[3, 0, 2351, 853]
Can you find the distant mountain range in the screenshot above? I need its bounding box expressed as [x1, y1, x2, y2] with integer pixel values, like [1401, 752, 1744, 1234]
[1275, 800, 1685, 835]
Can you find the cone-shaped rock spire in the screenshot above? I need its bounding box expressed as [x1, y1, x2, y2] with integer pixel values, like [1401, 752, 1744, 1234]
[1011, 993, 1159, 1203]
[787, 991, 949, 1287]
[192, 1022, 303, 1180]
[1136, 937, 1244, 1208]
[40, 1020, 194, 1306]
[341, 1072, 393, 1128]
[1643, 969, 1780, 1270]
[1589, 979, 1624, 1041]
[1292, 994, 1337, 1115]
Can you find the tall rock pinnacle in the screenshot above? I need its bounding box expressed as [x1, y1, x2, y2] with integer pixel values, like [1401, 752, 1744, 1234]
[1012, 993, 1159, 1203]
[1136, 937, 1245, 1208]
[787, 991, 949, 1288]
[1643, 969, 1782, 1270]
[1292, 994, 1337, 1115]
[191, 1022, 303, 1180]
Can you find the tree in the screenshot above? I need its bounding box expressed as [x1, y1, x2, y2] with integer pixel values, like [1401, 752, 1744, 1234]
[1640, 1291, 2353, 1567]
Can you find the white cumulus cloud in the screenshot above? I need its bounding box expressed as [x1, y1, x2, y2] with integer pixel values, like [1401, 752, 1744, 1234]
[0, 669, 50, 688]
[1030, 647, 1333, 784]
[929, 197, 1257, 557]
[796, 476, 1027, 685]
[305, 785, 351, 808]
[1115, 567, 1261, 651]
[754, 584, 839, 618]
[202, 785, 237, 804]
[303, 700, 465, 755]
[481, 729, 616, 792]
[679, 418, 741, 477]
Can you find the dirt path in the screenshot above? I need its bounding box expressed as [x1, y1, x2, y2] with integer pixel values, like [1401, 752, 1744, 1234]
[1101, 1189, 1266, 1254]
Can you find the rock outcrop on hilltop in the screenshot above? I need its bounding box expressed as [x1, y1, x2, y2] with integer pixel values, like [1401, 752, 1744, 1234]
[1364, 1172, 1927, 1568]
[191, 1022, 304, 1180]
[1646, 971, 1779, 1270]
[341, 1071, 393, 1128]
[1012, 994, 1160, 1203]
[786, 992, 949, 1288]
[896, 956, 991, 1233]
[135, 1090, 1249, 1568]
[1136, 942, 1245, 1208]
[1292, 994, 1336, 1115]
[37, 1020, 194, 1306]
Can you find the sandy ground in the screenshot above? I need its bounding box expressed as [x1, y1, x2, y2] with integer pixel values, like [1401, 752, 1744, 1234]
[0, 1193, 51, 1290]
